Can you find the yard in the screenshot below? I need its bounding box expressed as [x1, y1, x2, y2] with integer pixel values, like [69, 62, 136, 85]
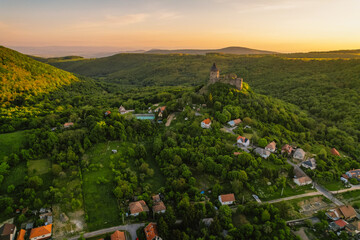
[82, 141, 123, 231]
[320, 180, 346, 191]
[0, 130, 26, 161]
[28, 159, 51, 176]
[253, 180, 315, 201]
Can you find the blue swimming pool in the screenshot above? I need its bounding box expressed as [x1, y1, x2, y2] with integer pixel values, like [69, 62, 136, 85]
[134, 114, 155, 120]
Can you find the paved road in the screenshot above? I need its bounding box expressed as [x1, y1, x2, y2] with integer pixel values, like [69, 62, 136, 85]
[265, 191, 322, 204]
[68, 223, 145, 240]
[286, 159, 345, 206]
[314, 183, 344, 206]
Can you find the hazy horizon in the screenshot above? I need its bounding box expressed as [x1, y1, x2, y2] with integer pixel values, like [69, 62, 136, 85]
[1, 0, 360, 53]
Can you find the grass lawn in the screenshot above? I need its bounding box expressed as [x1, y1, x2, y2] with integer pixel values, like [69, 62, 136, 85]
[336, 190, 360, 202]
[82, 141, 125, 231]
[254, 181, 315, 201]
[0, 161, 27, 192]
[320, 180, 345, 191]
[0, 131, 26, 161]
[28, 159, 51, 176]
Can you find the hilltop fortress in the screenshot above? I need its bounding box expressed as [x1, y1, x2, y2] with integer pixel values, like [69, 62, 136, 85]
[209, 63, 243, 90]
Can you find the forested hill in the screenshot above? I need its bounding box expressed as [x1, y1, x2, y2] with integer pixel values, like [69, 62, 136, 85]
[46, 53, 360, 157]
[145, 46, 276, 55]
[0, 46, 79, 106]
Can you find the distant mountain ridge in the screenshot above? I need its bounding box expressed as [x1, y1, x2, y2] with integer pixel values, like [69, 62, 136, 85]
[145, 46, 276, 55]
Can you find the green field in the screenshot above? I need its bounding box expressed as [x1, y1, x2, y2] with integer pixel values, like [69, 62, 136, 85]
[320, 180, 345, 191]
[28, 159, 51, 176]
[0, 131, 26, 161]
[82, 141, 123, 231]
[0, 161, 27, 192]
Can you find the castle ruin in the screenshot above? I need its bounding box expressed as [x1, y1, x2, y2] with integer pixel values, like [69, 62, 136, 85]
[209, 63, 243, 90]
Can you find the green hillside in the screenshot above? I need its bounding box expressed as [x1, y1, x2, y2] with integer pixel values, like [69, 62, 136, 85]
[0, 46, 79, 106]
[48, 53, 360, 157]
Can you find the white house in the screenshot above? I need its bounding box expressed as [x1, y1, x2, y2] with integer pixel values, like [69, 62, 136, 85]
[237, 136, 250, 147]
[218, 194, 235, 205]
[29, 224, 52, 240]
[201, 118, 211, 129]
[293, 176, 312, 186]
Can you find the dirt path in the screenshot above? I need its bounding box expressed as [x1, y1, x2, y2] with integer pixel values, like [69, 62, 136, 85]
[331, 185, 360, 194]
[165, 113, 175, 127]
[265, 191, 322, 204]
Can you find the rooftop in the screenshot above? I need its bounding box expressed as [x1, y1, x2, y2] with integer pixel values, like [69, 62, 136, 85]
[110, 230, 126, 240]
[129, 200, 149, 214]
[220, 193, 235, 202]
[29, 224, 52, 239]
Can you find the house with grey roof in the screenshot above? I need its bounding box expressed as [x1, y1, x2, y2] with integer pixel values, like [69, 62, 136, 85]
[302, 158, 316, 170]
[293, 148, 306, 161]
[254, 148, 271, 159]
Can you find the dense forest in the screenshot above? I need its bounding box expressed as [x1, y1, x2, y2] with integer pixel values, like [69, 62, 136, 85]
[0, 47, 79, 106]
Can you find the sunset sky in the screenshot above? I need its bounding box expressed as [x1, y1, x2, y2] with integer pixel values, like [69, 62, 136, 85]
[1, 0, 360, 52]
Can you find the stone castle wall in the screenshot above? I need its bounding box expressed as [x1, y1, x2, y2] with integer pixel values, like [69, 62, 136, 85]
[212, 73, 243, 90]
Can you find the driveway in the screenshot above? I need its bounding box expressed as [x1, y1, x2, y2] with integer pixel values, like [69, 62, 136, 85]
[165, 113, 175, 127]
[68, 223, 145, 240]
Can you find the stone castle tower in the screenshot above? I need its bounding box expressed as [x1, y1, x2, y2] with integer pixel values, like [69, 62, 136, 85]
[210, 63, 220, 84]
[209, 63, 243, 90]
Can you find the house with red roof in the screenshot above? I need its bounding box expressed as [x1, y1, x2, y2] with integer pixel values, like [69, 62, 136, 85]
[110, 230, 126, 240]
[29, 224, 52, 240]
[16, 229, 25, 240]
[218, 193, 235, 205]
[329, 219, 348, 231]
[129, 200, 149, 217]
[265, 141, 276, 153]
[281, 144, 293, 155]
[237, 136, 250, 147]
[144, 223, 162, 240]
[201, 118, 211, 129]
[331, 148, 341, 156]
[63, 122, 74, 128]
